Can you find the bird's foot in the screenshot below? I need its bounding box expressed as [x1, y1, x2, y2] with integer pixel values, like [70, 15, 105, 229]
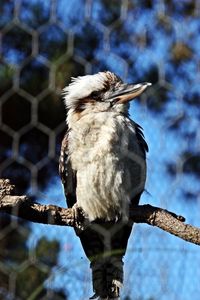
[89, 293, 99, 299]
[72, 203, 89, 231]
[108, 280, 121, 299]
[89, 281, 121, 300]
[89, 294, 120, 300]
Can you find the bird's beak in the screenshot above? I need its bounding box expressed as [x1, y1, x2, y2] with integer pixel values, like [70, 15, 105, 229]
[110, 82, 152, 104]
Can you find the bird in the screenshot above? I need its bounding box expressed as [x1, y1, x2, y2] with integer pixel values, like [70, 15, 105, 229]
[59, 71, 151, 300]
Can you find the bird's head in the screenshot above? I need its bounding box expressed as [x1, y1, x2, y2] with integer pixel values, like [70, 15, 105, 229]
[63, 71, 151, 123]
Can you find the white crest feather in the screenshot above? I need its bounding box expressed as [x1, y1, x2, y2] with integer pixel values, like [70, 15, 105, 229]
[63, 72, 108, 109]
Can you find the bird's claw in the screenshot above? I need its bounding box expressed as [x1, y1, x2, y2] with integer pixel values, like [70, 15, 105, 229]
[72, 203, 88, 231]
[89, 294, 120, 299]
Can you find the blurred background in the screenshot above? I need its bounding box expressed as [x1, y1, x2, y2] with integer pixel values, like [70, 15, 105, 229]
[0, 0, 200, 299]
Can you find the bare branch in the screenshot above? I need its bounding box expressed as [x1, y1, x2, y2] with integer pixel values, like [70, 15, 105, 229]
[0, 179, 200, 246]
[130, 205, 200, 246]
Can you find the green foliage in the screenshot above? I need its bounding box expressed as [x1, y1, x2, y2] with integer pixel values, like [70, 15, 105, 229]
[0, 62, 14, 96]
[0, 216, 67, 299]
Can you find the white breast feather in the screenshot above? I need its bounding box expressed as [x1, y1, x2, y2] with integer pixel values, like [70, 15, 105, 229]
[68, 112, 146, 221]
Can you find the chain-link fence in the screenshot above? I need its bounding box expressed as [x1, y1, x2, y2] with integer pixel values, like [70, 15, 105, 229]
[0, 0, 200, 299]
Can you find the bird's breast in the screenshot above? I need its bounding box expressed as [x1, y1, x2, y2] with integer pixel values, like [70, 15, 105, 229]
[69, 112, 146, 221]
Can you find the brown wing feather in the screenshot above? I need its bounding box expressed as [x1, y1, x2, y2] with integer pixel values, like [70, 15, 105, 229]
[59, 133, 77, 208]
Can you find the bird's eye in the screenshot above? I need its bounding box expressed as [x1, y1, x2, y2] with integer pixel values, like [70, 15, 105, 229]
[91, 91, 100, 100]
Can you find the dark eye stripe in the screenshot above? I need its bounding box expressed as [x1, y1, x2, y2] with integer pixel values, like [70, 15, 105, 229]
[90, 91, 100, 99]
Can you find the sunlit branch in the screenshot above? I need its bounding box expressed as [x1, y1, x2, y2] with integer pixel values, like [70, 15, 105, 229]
[0, 179, 199, 246]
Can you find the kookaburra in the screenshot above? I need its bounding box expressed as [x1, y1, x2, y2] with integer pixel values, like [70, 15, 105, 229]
[59, 71, 151, 300]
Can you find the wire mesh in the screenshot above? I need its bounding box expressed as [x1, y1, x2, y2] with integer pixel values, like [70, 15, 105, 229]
[0, 0, 200, 299]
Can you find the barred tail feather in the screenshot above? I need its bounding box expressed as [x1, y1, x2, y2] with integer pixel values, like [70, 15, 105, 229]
[78, 220, 133, 299]
[90, 256, 123, 299]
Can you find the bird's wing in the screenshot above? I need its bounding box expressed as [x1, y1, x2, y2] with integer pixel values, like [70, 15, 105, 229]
[133, 121, 149, 155]
[59, 133, 77, 208]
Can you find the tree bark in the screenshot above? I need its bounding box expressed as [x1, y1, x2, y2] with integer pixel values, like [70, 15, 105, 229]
[0, 179, 199, 246]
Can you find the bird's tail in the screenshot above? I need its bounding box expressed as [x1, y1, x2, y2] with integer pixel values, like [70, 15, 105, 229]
[77, 220, 133, 299]
[90, 256, 123, 300]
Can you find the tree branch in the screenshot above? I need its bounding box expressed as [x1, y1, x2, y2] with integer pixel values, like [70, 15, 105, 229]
[0, 179, 199, 246]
